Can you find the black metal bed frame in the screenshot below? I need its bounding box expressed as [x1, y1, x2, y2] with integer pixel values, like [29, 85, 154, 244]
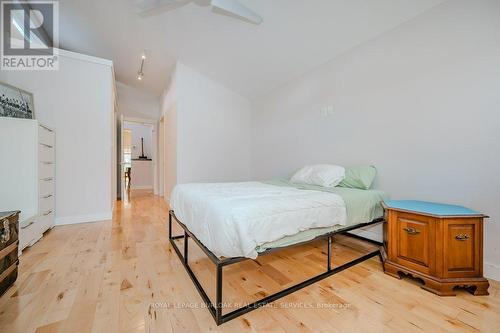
[168, 210, 384, 326]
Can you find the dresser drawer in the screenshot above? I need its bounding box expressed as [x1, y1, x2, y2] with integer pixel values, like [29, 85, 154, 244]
[38, 211, 54, 233]
[38, 124, 55, 146]
[19, 216, 41, 250]
[39, 195, 54, 215]
[39, 143, 55, 162]
[39, 179, 54, 197]
[39, 162, 54, 179]
[394, 212, 435, 275]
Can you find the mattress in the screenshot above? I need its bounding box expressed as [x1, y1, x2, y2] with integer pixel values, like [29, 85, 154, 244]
[256, 180, 388, 252]
[170, 181, 347, 259]
[170, 180, 388, 259]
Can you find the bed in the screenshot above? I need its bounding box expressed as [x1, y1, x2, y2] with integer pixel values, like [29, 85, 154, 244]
[257, 180, 387, 252]
[168, 179, 388, 325]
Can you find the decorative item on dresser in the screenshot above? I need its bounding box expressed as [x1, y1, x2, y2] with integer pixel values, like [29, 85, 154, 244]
[0, 211, 19, 296]
[382, 200, 489, 296]
[0, 117, 56, 253]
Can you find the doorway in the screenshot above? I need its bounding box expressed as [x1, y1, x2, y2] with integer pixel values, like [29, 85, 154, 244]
[118, 118, 158, 200]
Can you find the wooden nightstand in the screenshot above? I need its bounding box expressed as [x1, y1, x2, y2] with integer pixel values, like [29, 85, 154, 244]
[382, 200, 489, 296]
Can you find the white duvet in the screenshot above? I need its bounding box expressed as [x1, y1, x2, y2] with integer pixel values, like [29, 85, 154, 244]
[170, 182, 347, 259]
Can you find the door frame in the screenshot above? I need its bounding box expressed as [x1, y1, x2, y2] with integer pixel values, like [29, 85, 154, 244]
[118, 114, 124, 200]
[158, 116, 165, 197]
[120, 116, 159, 196]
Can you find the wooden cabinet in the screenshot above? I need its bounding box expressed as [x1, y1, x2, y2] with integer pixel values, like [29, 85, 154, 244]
[0, 211, 19, 296]
[383, 200, 489, 296]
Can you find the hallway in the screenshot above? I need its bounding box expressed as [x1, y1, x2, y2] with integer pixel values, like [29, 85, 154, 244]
[0, 191, 499, 332]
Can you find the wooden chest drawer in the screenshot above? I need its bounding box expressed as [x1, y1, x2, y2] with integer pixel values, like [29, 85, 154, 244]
[393, 212, 435, 275]
[443, 219, 481, 278]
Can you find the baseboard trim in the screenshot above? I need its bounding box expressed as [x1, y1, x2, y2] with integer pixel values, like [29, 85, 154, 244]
[55, 212, 112, 226]
[485, 262, 500, 282]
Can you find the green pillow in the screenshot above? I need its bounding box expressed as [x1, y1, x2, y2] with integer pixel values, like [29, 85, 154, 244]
[338, 165, 377, 190]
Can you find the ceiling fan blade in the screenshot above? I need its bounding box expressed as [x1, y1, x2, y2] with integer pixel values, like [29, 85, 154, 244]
[211, 0, 262, 25]
[136, 0, 191, 17]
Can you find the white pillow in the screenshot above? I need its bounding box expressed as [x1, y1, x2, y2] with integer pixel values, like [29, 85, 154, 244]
[291, 164, 345, 188]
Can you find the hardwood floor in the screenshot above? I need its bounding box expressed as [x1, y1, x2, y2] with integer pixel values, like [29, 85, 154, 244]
[1, 189, 499, 332]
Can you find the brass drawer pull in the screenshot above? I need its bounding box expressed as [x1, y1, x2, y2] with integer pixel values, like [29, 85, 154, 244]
[41, 177, 53, 181]
[42, 194, 53, 199]
[42, 210, 53, 216]
[40, 143, 53, 148]
[455, 234, 470, 241]
[403, 227, 420, 235]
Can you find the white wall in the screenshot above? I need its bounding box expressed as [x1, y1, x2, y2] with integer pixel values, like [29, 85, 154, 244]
[116, 81, 160, 120]
[176, 63, 252, 184]
[0, 50, 115, 225]
[160, 74, 178, 201]
[251, 0, 500, 279]
[160, 62, 252, 199]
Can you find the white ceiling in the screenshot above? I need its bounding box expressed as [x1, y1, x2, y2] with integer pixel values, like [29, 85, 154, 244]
[59, 0, 445, 99]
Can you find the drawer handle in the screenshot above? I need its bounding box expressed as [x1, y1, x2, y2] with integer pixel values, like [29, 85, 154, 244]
[1, 219, 10, 243]
[455, 234, 470, 241]
[41, 177, 53, 181]
[42, 210, 53, 216]
[21, 220, 35, 229]
[42, 161, 53, 165]
[40, 143, 53, 148]
[403, 227, 420, 235]
[42, 194, 53, 199]
[39, 124, 53, 132]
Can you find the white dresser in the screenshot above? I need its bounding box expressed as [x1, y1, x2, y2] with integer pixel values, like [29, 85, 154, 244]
[37, 123, 56, 238]
[0, 117, 56, 252]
